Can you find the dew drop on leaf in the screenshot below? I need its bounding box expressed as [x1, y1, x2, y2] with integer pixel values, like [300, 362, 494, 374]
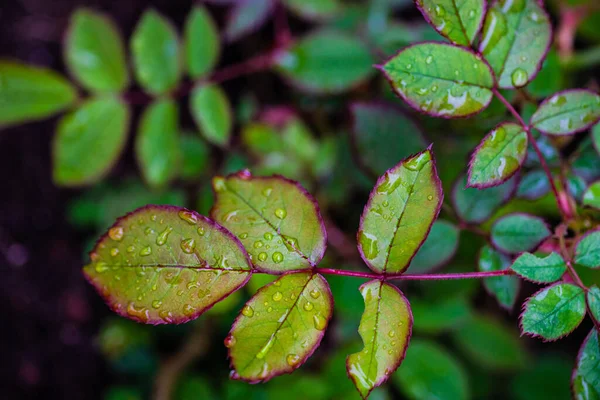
[151, 300, 162, 309]
[139, 246, 152, 256]
[256, 336, 275, 359]
[264, 232, 273, 241]
[434, 5, 446, 17]
[110, 248, 119, 257]
[178, 210, 199, 225]
[310, 289, 321, 299]
[274, 208, 287, 219]
[286, 354, 300, 367]
[510, 68, 528, 88]
[313, 314, 327, 331]
[95, 262, 109, 273]
[425, 55, 433, 64]
[108, 226, 124, 241]
[258, 252, 268, 261]
[224, 334, 236, 348]
[254, 240, 264, 248]
[303, 301, 314, 311]
[156, 226, 173, 246]
[183, 304, 195, 316]
[358, 230, 379, 260]
[126, 245, 136, 253]
[239, 233, 248, 239]
[272, 291, 283, 302]
[272, 252, 284, 263]
[242, 305, 254, 317]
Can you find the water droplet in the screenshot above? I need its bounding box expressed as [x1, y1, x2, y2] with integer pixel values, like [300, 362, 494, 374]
[187, 281, 198, 290]
[309, 289, 321, 299]
[262, 187, 272, 197]
[551, 95, 567, 106]
[490, 126, 507, 147]
[272, 291, 283, 301]
[156, 227, 173, 246]
[145, 227, 155, 235]
[178, 210, 199, 225]
[126, 302, 149, 323]
[358, 230, 379, 260]
[267, 306, 273, 312]
[468, 10, 476, 18]
[435, 5, 446, 16]
[405, 152, 429, 171]
[376, 171, 402, 194]
[152, 300, 162, 309]
[224, 210, 238, 222]
[416, 87, 429, 96]
[159, 310, 173, 323]
[286, 354, 300, 367]
[108, 226, 124, 241]
[95, 262, 109, 273]
[480, 9, 508, 52]
[313, 314, 327, 331]
[510, 68, 528, 88]
[388, 349, 393, 355]
[427, 195, 433, 201]
[274, 280, 281, 287]
[303, 301, 314, 311]
[242, 305, 254, 317]
[272, 252, 284, 263]
[282, 235, 299, 252]
[274, 208, 287, 219]
[406, 63, 412, 70]
[139, 246, 152, 256]
[256, 336, 275, 359]
[239, 233, 248, 239]
[258, 252, 268, 262]
[254, 240, 264, 248]
[388, 330, 395, 338]
[224, 334, 236, 348]
[425, 55, 433, 64]
[127, 245, 136, 253]
[529, 11, 540, 22]
[180, 238, 196, 254]
[183, 304, 195, 316]
[431, 85, 438, 92]
[264, 232, 273, 241]
[110, 248, 119, 257]
[213, 177, 226, 192]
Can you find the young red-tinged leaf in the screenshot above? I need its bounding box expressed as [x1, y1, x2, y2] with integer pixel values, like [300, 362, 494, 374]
[479, 0, 551, 89]
[0, 61, 77, 127]
[83, 205, 252, 325]
[414, 0, 486, 46]
[350, 102, 426, 177]
[574, 230, 600, 269]
[53, 96, 130, 186]
[184, 6, 220, 79]
[282, 0, 339, 20]
[572, 330, 600, 399]
[452, 174, 517, 223]
[224, 0, 274, 42]
[210, 171, 327, 273]
[491, 213, 551, 254]
[346, 280, 412, 399]
[131, 10, 181, 95]
[380, 43, 494, 118]
[190, 84, 232, 147]
[583, 181, 600, 210]
[510, 252, 567, 284]
[479, 245, 520, 309]
[226, 271, 332, 382]
[65, 9, 129, 92]
[587, 286, 600, 324]
[520, 283, 586, 341]
[531, 90, 600, 136]
[358, 148, 443, 274]
[468, 122, 528, 188]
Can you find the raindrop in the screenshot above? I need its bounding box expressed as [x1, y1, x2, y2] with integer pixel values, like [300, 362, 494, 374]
[425, 55, 433, 64]
[309, 289, 321, 299]
[274, 208, 287, 219]
[127, 245, 136, 253]
[427, 195, 433, 201]
[254, 240, 264, 249]
[286, 354, 300, 367]
[178, 210, 199, 225]
[95, 262, 109, 273]
[180, 238, 196, 254]
[213, 177, 227, 192]
[358, 230, 379, 260]
[126, 302, 149, 323]
[264, 232, 273, 241]
[152, 300, 162, 309]
[145, 227, 154, 235]
[313, 314, 327, 331]
[224, 334, 236, 348]
[434, 5, 446, 17]
[388, 330, 395, 338]
[272, 291, 283, 301]
[156, 227, 173, 246]
[139, 246, 152, 256]
[282, 235, 299, 252]
[431, 85, 438, 92]
[197, 227, 205, 236]
[272, 252, 284, 263]
[468, 10, 476, 18]
[406, 63, 412, 70]
[262, 187, 272, 197]
[159, 310, 173, 323]
[510, 68, 528, 88]
[108, 226, 124, 241]
[183, 304, 195, 316]
[256, 336, 275, 359]
[239, 233, 248, 239]
[110, 248, 119, 257]
[242, 305, 254, 317]
[303, 301, 314, 311]
[258, 252, 268, 262]
[404, 152, 429, 171]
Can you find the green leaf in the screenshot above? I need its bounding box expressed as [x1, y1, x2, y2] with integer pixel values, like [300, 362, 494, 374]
[478, 245, 520, 309]
[527, 48, 563, 98]
[65, 9, 129, 92]
[350, 102, 426, 176]
[468, 122, 528, 188]
[587, 286, 600, 324]
[452, 174, 516, 223]
[131, 10, 181, 95]
[575, 230, 600, 269]
[414, 0, 486, 46]
[190, 84, 232, 147]
[226, 271, 332, 382]
[275, 30, 374, 93]
[358, 148, 443, 274]
[573, 330, 600, 400]
[0, 61, 77, 126]
[511, 355, 572, 400]
[520, 283, 586, 340]
[593, 123, 600, 156]
[380, 42, 494, 118]
[479, 0, 552, 89]
[510, 252, 567, 283]
[282, 0, 340, 19]
[83, 205, 252, 324]
[135, 99, 180, 188]
[224, 0, 274, 42]
[491, 213, 551, 253]
[347, 280, 412, 399]
[180, 134, 210, 181]
[210, 171, 327, 273]
[531, 90, 600, 135]
[516, 169, 550, 200]
[583, 181, 600, 210]
[176, 375, 217, 400]
[53, 96, 129, 186]
[452, 314, 528, 371]
[408, 220, 460, 274]
[411, 296, 471, 334]
[184, 6, 220, 79]
[394, 340, 469, 400]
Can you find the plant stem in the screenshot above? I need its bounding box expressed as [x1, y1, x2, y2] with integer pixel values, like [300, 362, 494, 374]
[209, 52, 276, 85]
[491, 88, 573, 221]
[315, 267, 515, 281]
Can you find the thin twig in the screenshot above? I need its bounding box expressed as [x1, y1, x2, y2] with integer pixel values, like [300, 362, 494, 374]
[314, 268, 515, 281]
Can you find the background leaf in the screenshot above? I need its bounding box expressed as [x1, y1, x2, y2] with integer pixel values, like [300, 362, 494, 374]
[184, 6, 220, 79]
[211, 172, 327, 273]
[510, 252, 566, 283]
[491, 213, 550, 254]
[227, 272, 332, 382]
[574, 230, 600, 269]
[380, 42, 494, 118]
[516, 169, 550, 200]
[224, 0, 274, 42]
[410, 296, 470, 334]
[83, 205, 252, 324]
[530, 90, 600, 136]
[510, 355, 572, 400]
[452, 174, 516, 223]
[408, 220, 460, 273]
[478, 245, 520, 309]
[358, 148, 443, 274]
[415, 0, 486, 46]
[0, 61, 77, 126]
[65, 9, 129, 92]
[282, 0, 339, 20]
[587, 286, 600, 324]
[190, 84, 232, 147]
[479, 0, 551, 89]
[572, 330, 600, 399]
[53, 96, 129, 186]
[583, 181, 600, 209]
[131, 10, 181, 95]
[347, 280, 412, 399]
[520, 283, 586, 340]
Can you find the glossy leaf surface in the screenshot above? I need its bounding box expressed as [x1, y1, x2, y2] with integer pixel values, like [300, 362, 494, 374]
[0, 61, 77, 126]
[531, 90, 600, 136]
[53, 96, 129, 186]
[510, 252, 566, 283]
[574, 230, 600, 269]
[572, 330, 600, 400]
[211, 172, 327, 273]
[83, 205, 252, 324]
[583, 181, 600, 210]
[453, 174, 516, 223]
[408, 220, 459, 273]
[227, 272, 332, 382]
[347, 280, 412, 399]
[491, 213, 550, 254]
[479, 0, 551, 89]
[358, 148, 443, 274]
[65, 9, 128, 92]
[415, 0, 486, 46]
[468, 122, 527, 188]
[184, 6, 220, 78]
[190, 84, 232, 147]
[587, 286, 600, 324]
[380, 42, 494, 118]
[131, 10, 181, 95]
[520, 283, 586, 340]
[479, 245, 519, 309]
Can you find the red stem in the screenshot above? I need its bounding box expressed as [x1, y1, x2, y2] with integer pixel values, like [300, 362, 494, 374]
[315, 268, 515, 281]
[209, 52, 276, 85]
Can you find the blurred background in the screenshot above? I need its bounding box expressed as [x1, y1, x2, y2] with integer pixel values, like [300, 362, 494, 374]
[1, 0, 600, 399]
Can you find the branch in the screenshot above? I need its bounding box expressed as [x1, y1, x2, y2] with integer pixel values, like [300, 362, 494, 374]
[315, 268, 515, 281]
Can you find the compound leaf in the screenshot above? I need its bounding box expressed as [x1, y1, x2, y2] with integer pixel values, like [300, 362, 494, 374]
[479, 245, 520, 309]
[358, 148, 443, 274]
[227, 271, 332, 382]
[190, 84, 232, 147]
[520, 283, 586, 341]
[408, 220, 460, 274]
[452, 174, 516, 223]
[53, 96, 129, 186]
[184, 6, 220, 79]
[380, 42, 494, 118]
[83, 205, 252, 324]
[572, 330, 600, 400]
[347, 280, 412, 399]
[510, 252, 567, 283]
[415, 0, 486, 46]
[531, 90, 600, 136]
[65, 9, 129, 92]
[0, 61, 77, 127]
[479, 0, 551, 89]
[210, 171, 327, 273]
[468, 122, 528, 188]
[491, 213, 551, 254]
[574, 230, 600, 269]
[587, 286, 600, 324]
[583, 181, 600, 210]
